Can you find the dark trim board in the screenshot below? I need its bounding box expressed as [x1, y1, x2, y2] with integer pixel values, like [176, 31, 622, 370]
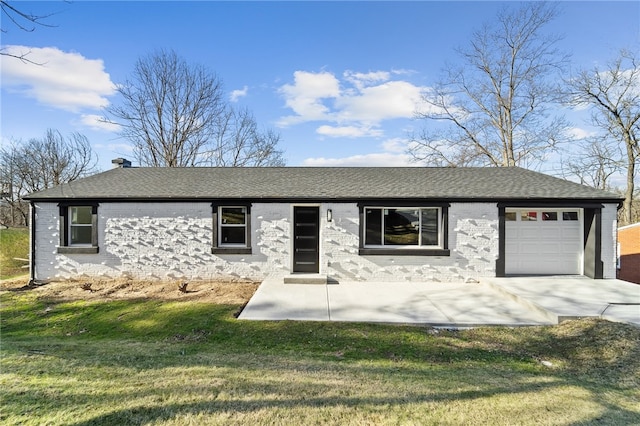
[584, 208, 604, 279]
[496, 206, 506, 277]
[28, 197, 624, 204]
[28, 202, 36, 285]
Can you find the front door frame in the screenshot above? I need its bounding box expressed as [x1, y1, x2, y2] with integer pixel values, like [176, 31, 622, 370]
[291, 205, 320, 274]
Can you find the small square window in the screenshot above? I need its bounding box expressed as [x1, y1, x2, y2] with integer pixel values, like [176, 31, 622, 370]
[521, 211, 537, 221]
[58, 204, 99, 254]
[563, 211, 579, 221]
[212, 205, 252, 254]
[505, 212, 517, 221]
[542, 212, 558, 221]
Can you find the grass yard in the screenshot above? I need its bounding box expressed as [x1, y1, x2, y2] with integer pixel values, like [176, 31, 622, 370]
[0, 227, 29, 279]
[1, 279, 639, 425]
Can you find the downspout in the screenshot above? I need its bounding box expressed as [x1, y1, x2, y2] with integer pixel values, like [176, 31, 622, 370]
[28, 201, 36, 285]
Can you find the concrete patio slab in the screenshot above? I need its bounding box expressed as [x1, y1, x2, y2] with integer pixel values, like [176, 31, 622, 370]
[326, 281, 551, 326]
[485, 276, 640, 325]
[240, 275, 640, 326]
[240, 277, 552, 326]
[239, 277, 329, 321]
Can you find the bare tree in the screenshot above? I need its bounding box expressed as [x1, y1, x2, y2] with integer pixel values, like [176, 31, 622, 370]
[106, 49, 285, 168]
[1, 0, 58, 63]
[207, 107, 285, 167]
[565, 49, 640, 225]
[0, 130, 97, 226]
[410, 3, 569, 167]
[562, 137, 623, 190]
[106, 49, 226, 167]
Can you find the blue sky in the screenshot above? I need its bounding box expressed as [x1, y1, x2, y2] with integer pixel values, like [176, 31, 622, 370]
[1, 1, 639, 173]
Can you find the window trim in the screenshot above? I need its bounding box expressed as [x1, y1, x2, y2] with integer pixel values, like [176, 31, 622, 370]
[358, 203, 449, 256]
[57, 202, 99, 254]
[211, 203, 252, 254]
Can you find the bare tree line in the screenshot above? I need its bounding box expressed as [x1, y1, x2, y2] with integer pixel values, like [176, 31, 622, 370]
[1, 130, 97, 226]
[409, 3, 639, 225]
[2, 1, 638, 225]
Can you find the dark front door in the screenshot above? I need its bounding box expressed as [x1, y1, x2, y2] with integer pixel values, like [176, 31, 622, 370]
[293, 206, 320, 273]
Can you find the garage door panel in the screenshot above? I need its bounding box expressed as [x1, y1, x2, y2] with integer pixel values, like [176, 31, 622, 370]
[505, 209, 582, 275]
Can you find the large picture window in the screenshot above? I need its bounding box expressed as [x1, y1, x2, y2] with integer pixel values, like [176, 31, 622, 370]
[212, 204, 252, 254]
[365, 207, 442, 247]
[359, 204, 449, 256]
[57, 203, 99, 254]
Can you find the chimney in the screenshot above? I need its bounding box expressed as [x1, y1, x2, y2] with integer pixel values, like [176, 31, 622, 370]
[111, 158, 132, 169]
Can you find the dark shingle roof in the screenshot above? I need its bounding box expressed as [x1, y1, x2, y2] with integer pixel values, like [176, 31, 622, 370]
[24, 167, 622, 202]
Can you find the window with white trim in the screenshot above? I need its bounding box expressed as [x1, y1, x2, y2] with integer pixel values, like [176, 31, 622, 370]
[57, 203, 99, 254]
[219, 206, 247, 246]
[69, 206, 93, 245]
[212, 204, 252, 254]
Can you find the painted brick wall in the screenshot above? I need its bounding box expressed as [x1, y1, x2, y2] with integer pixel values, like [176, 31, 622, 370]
[617, 222, 640, 284]
[33, 201, 617, 282]
[321, 203, 499, 282]
[34, 202, 292, 281]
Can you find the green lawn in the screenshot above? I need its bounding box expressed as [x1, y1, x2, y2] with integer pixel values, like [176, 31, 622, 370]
[1, 289, 639, 425]
[0, 228, 29, 279]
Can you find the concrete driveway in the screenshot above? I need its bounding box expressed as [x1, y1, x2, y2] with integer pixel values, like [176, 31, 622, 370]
[239, 275, 640, 327]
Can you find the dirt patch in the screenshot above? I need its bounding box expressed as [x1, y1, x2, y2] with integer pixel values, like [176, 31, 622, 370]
[0, 276, 259, 305]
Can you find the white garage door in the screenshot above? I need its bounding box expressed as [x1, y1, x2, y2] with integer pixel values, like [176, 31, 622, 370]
[505, 209, 582, 275]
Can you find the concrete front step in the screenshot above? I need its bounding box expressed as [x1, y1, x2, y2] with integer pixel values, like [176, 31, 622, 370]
[283, 274, 328, 285]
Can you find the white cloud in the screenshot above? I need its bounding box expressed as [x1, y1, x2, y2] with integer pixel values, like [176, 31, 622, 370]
[277, 69, 427, 137]
[302, 137, 417, 167]
[316, 125, 383, 138]
[335, 81, 422, 123]
[302, 152, 416, 167]
[278, 71, 340, 125]
[94, 142, 134, 153]
[0, 45, 116, 112]
[77, 114, 121, 132]
[230, 85, 249, 102]
[567, 126, 596, 140]
[381, 137, 409, 153]
[343, 70, 390, 90]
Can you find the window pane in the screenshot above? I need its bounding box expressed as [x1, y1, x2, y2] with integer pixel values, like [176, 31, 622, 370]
[421, 209, 439, 246]
[563, 211, 578, 221]
[71, 206, 92, 224]
[542, 212, 557, 221]
[521, 211, 537, 221]
[221, 207, 245, 225]
[384, 209, 419, 246]
[365, 208, 382, 245]
[70, 225, 92, 245]
[505, 212, 517, 221]
[221, 227, 245, 245]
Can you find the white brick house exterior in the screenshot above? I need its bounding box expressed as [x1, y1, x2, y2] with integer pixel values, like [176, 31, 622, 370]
[26, 165, 621, 283]
[32, 201, 505, 282]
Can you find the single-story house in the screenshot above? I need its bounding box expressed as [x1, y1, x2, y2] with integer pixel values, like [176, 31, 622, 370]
[24, 160, 622, 284]
[617, 222, 640, 284]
